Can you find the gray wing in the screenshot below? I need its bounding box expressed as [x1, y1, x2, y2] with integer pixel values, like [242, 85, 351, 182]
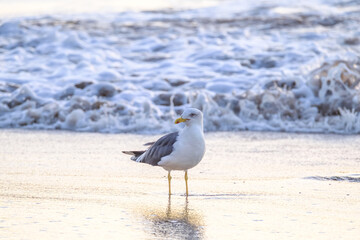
[139, 132, 179, 166]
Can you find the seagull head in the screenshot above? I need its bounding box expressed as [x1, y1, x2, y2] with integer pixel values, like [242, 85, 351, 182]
[175, 108, 203, 127]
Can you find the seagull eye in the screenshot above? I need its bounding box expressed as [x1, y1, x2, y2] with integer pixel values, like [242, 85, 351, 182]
[189, 113, 196, 117]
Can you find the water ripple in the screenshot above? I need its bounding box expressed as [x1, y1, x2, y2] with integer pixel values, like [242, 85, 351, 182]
[305, 175, 360, 183]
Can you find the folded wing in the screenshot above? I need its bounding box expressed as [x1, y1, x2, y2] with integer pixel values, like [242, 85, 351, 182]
[122, 132, 179, 166]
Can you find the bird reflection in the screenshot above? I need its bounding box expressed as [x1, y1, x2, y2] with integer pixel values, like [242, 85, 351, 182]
[143, 196, 203, 239]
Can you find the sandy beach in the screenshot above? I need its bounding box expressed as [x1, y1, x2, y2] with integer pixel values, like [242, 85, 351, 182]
[0, 129, 359, 239]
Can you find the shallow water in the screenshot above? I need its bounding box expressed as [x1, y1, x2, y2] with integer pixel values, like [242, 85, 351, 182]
[0, 0, 360, 134]
[1, 130, 359, 239]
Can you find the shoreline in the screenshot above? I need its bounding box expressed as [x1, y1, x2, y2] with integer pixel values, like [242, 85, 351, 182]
[1, 126, 359, 136]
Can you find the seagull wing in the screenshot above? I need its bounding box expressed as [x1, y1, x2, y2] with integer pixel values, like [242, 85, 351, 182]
[136, 132, 179, 166]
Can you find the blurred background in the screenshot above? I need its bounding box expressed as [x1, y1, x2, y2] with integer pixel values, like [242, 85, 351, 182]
[0, 0, 224, 17]
[0, 0, 359, 134]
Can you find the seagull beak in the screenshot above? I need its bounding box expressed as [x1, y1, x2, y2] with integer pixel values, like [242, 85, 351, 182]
[175, 117, 189, 124]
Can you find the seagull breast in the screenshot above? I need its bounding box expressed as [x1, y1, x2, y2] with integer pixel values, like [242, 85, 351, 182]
[158, 122, 205, 171]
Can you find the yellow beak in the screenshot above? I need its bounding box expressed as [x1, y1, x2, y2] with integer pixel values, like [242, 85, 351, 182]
[175, 117, 189, 124]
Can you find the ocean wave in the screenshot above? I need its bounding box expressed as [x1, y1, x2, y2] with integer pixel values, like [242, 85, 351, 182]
[0, 0, 360, 134]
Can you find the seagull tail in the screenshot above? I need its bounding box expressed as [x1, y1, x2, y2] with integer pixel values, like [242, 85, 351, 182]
[122, 150, 145, 162]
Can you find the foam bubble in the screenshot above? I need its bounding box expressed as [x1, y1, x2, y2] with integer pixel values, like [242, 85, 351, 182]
[64, 109, 86, 129]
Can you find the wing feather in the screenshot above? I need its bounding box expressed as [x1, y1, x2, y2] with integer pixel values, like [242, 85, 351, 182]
[138, 132, 179, 166]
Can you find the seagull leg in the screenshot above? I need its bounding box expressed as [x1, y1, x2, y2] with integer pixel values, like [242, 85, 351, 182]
[168, 171, 172, 195]
[185, 170, 189, 196]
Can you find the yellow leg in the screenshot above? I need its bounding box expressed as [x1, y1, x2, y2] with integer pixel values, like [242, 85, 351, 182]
[185, 171, 188, 196]
[168, 171, 172, 195]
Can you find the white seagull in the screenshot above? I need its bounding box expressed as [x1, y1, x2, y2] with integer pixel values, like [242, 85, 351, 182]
[123, 108, 206, 196]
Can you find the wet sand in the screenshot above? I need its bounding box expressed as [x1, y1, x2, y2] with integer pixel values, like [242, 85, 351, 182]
[1, 130, 359, 239]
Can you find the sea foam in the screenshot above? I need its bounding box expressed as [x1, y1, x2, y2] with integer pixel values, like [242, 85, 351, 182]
[0, 0, 360, 134]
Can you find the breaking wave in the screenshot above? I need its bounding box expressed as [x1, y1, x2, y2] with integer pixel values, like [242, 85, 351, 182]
[0, 0, 360, 133]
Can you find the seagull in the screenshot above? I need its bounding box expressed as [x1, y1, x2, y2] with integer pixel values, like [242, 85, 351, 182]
[122, 108, 205, 196]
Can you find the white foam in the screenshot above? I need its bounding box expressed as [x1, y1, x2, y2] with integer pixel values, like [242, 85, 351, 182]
[0, 0, 360, 134]
[64, 109, 85, 129]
